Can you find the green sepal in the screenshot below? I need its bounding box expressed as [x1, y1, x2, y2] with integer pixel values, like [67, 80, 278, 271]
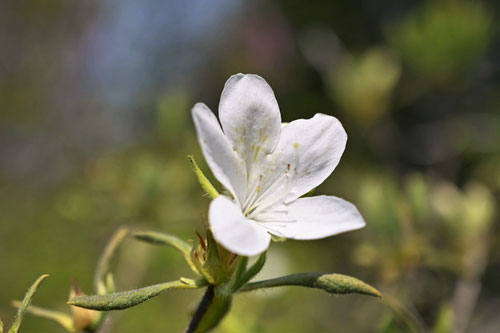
[188, 155, 219, 199]
[201, 230, 224, 285]
[11, 301, 75, 333]
[239, 272, 381, 298]
[232, 252, 266, 292]
[270, 234, 287, 242]
[8, 274, 49, 333]
[231, 257, 248, 289]
[94, 227, 129, 295]
[302, 188, 316, 197]
[133, 230, 199, 274]
[68, 279, 203, 311]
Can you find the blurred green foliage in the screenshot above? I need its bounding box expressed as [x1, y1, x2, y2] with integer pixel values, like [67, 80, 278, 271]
[1, 0, 499, 332]
[387, 1, 493, 84]
[329, 48, 401, 126]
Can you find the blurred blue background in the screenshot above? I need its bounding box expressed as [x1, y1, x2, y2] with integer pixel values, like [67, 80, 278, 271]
[0, 0, 499, 332]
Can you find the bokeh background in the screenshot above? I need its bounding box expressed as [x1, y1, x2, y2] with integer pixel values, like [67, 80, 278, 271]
[1, 0, 499, 332]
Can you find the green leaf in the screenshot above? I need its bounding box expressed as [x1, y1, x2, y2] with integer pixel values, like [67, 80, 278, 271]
[132, 230, 199, 274]
[239, 272, 381, 298]
[11, 301, 75, 333]
[232, 252, 266, 292]
[94, 227, 129, 294]
[1, 319, 4, 333]
[68, 280, 202, 311]
[133, 230, 191, 255]
[8, 274, 49, 333]
[188, 155, 219, 199]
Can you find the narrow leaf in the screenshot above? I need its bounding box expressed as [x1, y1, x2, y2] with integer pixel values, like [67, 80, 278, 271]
[239, 272, 381, 298]
[68, 280, 201, 311]
[232, 252, 266, 292]
[433, 302, 453, 333]
[11, 301, 75, 333]
[8, 274, 49, 333]
[188, 155, 219, 199]
[133, 230, 192, 254]
[132, 230, 199, 274]
[384, 296, 426, 333]
[94, 227, 129, 294]
[105, 273, 115, 294]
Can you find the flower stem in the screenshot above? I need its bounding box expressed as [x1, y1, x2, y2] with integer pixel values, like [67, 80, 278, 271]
[185, 286, 215, 333]
[185, 285, 232, 333]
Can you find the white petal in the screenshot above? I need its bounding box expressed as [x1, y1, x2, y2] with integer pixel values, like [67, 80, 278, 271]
[192, 103, 247, 202]
[209, 195, 271, 256]
[218, 74, 281, 177]
[263, 195, 365, 239]
[272, 113, 347, 203]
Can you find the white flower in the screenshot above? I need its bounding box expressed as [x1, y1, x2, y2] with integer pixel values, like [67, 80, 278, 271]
[192, 74, 365, 256]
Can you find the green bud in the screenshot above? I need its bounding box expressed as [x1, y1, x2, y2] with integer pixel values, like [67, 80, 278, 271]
[239, 272, 381, 298]
[8, 274, 49, 333]
[315, 274, 381, 297]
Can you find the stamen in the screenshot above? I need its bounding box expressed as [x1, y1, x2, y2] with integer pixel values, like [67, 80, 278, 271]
[247, 169, 294, 217]
[243, 157, 301, 220]
[249, 171, 287, 208]
[242, 177, 261, 214]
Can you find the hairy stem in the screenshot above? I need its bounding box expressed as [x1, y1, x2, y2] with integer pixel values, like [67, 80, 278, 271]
[185, 286, 215, 333]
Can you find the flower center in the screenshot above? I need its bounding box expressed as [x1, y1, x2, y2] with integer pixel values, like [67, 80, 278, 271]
[241, 164, 294, 221]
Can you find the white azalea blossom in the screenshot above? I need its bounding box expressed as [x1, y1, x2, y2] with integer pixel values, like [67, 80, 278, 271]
[192, 74, 365, 256]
